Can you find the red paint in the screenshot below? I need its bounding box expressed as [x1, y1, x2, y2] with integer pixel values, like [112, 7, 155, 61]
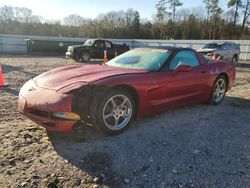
[94, 54, 235, 118]
[18, 90, 76, 132]
[34, 64, 146, 91]
[18, 49, 235, 132]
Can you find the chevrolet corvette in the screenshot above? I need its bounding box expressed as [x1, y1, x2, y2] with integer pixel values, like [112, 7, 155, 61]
[18, 47, 235, 135]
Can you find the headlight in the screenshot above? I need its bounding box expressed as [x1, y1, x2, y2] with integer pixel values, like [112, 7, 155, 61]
[52, 112, 80, 121]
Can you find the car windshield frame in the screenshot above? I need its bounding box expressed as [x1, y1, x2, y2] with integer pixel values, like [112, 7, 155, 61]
[106, 49, 170, 71]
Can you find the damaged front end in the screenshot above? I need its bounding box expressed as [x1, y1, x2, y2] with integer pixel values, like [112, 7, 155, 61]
[67, 84, 110, 128]
[18, 80, 80, 132]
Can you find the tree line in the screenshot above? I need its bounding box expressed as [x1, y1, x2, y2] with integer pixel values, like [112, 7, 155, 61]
[0, 0, 249, 40]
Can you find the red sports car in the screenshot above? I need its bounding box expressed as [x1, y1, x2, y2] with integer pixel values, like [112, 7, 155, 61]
[18, 47, 235, 135]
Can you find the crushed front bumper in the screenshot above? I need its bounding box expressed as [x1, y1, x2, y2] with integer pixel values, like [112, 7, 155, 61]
[18, 83, 78, 132]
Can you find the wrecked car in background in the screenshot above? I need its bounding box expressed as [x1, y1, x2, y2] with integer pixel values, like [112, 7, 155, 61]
[197, 41, 240, 63]
[18, 47, 235, 135]
[65, 39, 130, 62]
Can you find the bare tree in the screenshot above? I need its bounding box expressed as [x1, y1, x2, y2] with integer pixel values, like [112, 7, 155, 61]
[0, 3, 250, 39]
[29, 15, 43, 23]
[241, 0, 250, 37]
[228, 0, 242, 29]
[155, 0, 169, 23]
[168, 0, 183, 21]
[210, 0, 223, 39]
[155, 0, 171, 39]
[203, 0, 212, 22]
[0, 5, 14, 23]
[190, 6, 207, 39]
[14, 7, 32, 23]
[126, 9, 140, 38]
[63, 14, 85, 26]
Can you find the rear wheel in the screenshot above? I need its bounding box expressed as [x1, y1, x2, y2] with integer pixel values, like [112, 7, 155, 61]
[210, 75, 227, 105]
[96, 89, 135, 135]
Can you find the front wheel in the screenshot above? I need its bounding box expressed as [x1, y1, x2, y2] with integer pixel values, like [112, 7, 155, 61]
[80, 52, 90, 62]
[210, 75, 227, 105]
[96, 89, 135, 135]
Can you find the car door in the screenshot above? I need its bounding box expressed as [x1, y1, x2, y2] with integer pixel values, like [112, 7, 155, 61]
[92, 40, 105, 58]
[221, 43, 231, 60]
[227, 43, 235, 60]
[148, 50, 210, 112]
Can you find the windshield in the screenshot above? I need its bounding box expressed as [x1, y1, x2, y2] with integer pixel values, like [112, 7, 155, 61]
[84, 39, 94, 46]
[106, 49, 170, 71]
[202, 43, 221, 49]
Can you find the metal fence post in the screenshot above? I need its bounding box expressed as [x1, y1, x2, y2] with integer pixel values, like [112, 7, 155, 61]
[245, 42, 250, 61]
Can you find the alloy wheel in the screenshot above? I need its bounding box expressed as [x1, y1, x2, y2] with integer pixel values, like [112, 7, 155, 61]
[102, 94, 133, 131]
[213, 78, 226, 103]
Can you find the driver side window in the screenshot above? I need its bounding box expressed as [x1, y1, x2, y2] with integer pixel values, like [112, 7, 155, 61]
[94, 41, 104, 48]
[169, 50, 200, 71]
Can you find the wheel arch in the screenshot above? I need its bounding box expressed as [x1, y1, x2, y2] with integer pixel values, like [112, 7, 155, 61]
[217, 72, 229, 91]
[92, 84, 139, 135]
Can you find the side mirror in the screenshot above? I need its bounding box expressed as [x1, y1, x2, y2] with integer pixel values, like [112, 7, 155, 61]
[175, 65, 192, 72]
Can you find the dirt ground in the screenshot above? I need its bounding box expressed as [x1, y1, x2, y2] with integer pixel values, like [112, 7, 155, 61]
[0, 55, 250, 188]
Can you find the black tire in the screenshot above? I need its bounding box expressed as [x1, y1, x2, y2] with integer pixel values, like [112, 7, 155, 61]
[80, 52, 90, 62]
[232, 55, 238, 64]
[210, 75, 227, 105]
[96, 89, 135, 135]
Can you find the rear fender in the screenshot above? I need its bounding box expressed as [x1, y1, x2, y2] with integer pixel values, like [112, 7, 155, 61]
[208, 61, 235, 91]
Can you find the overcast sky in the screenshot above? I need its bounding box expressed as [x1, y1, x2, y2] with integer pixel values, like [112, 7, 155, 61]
[0, 0, 229, 20]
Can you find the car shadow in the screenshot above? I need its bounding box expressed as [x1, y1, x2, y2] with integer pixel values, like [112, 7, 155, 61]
[236, 62, 250, 68]
[48, 96, 250, 187]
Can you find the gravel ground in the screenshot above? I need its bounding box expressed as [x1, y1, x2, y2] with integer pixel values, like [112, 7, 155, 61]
[0, 55, 250, 188]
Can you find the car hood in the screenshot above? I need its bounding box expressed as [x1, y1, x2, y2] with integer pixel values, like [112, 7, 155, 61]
[197, 48, 217, 53]
[34, 64, 146, 91]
